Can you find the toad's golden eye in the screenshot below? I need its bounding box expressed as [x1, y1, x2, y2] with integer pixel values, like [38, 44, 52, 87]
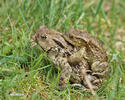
[40, 35, 47, 39]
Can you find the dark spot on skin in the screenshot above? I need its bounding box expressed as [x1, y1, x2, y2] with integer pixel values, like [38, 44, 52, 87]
[55, 58, 60, 62]
[63, 62, 68, 65]
[55, 54, 58, 58]
[59, 77, 64, 81]
[66, 66, 70, 70]
[61, 59, 64, 62]
[95, 55, 99, 59]
[59, 83, 62, 86]
[66, 66, 72, 72]
[65, 73, 69, 77]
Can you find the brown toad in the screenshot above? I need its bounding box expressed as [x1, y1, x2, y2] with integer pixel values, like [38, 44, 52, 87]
[31, 26, 102, 91]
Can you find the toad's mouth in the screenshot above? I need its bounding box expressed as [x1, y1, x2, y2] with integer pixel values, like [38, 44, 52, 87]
[30, 39, 38, 48]
[30, 39, 47, 52]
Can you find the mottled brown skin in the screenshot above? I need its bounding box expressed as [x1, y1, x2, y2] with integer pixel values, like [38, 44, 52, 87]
[63, 28, 109, 77]
[31, 26, 102, 89]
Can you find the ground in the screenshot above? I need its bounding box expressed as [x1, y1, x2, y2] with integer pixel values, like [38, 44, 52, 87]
[0, 0, 125, 100]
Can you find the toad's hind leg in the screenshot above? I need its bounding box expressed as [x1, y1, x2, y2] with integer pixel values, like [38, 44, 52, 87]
[79, 60, 96, 96]
[54, 57, 72, 88]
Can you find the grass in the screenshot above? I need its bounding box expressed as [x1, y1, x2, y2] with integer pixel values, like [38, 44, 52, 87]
[0, 0, 125, 99]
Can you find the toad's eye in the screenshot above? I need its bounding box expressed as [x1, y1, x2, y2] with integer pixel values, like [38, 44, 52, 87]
[40, 35, 47, 39]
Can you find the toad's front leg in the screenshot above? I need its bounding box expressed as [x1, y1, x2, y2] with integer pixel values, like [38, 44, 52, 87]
[68, 47, 88, 65]
[54, 57, 72, 88]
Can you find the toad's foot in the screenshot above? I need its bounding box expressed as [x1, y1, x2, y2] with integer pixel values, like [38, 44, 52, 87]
[55, 57, 72, 88]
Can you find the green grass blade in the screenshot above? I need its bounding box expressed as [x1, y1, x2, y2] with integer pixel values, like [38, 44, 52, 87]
[94, 0, 104, 17]
[19, 8, 30, 30]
